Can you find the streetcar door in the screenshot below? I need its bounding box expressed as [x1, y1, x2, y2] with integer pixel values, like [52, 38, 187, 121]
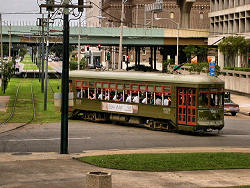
[177, 88, 197, 125]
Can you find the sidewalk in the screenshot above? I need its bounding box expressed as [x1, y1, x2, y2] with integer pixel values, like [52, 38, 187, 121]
[231, 93, 250, 116]
[0, 147, 250, 188]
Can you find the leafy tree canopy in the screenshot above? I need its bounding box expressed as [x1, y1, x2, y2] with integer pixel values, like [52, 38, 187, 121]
[218, 36, 248, 56]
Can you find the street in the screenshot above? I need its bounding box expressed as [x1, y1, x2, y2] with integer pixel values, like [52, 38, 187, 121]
[0, 115, 250, 153]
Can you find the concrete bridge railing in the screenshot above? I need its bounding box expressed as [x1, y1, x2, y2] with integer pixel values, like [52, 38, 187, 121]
[179, 66, 250, 94]
[219, 70, 250, 94]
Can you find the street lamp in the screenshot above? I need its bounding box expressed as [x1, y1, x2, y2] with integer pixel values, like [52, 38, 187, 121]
[154, 17, 179, 65]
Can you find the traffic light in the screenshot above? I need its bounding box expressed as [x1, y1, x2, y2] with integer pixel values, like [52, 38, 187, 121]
[46, 0, 54, 11]
[98, 44, 101, 51]
[86, 45, 90, 51]
[123, 55, 126, 62]
[78, 0, 83, 12]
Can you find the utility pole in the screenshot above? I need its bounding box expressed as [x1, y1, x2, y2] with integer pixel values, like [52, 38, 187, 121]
[44, 12, 50, 111]
[8, 23, 11, 62]
[118, 0, 125, 70]
[61, 0, 70, 154]
[40, 0, 92, 155]
[41, 14, 45, 93]
[0, 13, 3, 91]
[77, 17, 81, 70]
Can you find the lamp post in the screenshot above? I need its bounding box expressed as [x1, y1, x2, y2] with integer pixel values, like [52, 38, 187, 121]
[154, 17, 179, 65]
[118, 0, 127, 70]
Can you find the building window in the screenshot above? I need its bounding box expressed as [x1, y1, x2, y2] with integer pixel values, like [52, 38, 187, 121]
[200, 12, 204, 20]
[170, 12, 175, 19]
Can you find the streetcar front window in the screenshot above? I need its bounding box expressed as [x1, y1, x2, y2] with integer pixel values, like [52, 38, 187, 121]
[199, 88, 224, 108]
[199, 93, 209, 107]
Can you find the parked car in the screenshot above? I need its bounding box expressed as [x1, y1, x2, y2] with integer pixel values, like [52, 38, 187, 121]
[224, 98, 240, 116]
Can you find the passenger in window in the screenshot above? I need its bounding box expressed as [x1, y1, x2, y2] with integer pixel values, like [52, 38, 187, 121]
[149, 96, 154, 105]
[89, 93, 96, 100]
[126, 93, 132, 103]
[76, 89, 81, 98]
[133, 95, 139, 103]
[104, 92, 109, 100]
[113, 93, 118, 101]
[142, 94, 147, 104]
[98, 92, 103, 100]
[118, 93, 123, 102]
[164, 96, 171, 106]
[155, 96, 162, 105]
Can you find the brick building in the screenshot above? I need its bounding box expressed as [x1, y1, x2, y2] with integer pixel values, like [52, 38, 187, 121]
[101, 0, 210, 29]
[98, 0, 211, 69]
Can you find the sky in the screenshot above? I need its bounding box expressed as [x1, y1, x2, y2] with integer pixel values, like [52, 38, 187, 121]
[0, 0, 41, 25]
[0, 0, 81, 25]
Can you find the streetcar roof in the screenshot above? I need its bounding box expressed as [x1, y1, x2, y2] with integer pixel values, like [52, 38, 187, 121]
[69, 70, 224, 85]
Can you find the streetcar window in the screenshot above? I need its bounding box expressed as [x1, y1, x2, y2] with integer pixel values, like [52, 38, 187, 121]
[163, 86, 171, 93]
[110, 83, 116, 89]
[156, 86, 162, 92]
[76, 81, 82, 88]
[117, 84, 124, 90]
[103, 83, 109, 88]
[199, 93, 209, 107]
[125, 84, 130, 90]
[132, 84, 139, 91]
[148, 85, 154, 91]
[89, 82, 95, 88]
[83, 82, 88, 87]
[139, 85, 146, 91]
[210, 93, 223, 107]
[96, 82, 102, 88]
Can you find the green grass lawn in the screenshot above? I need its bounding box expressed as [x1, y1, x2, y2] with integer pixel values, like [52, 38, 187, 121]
[78, 152, 250, 172]
[23, 64, 39, 70]
[22, 54, 34, 64]
[0, 78, 61, 123]
[22, 54, 54, 71]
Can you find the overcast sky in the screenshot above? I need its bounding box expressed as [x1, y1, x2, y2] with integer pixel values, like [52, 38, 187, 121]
[0, 0, 81, 25]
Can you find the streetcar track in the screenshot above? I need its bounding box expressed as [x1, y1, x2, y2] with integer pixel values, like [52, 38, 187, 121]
[0, 79, 36, 134]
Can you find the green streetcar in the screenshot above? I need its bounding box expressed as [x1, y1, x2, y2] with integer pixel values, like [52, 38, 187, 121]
[69, 71, 224, 132]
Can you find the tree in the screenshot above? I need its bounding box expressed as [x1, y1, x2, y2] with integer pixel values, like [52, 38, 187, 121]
[183, 45, 208, 63]
[19, 48, 27, 58]
[1, 58, 15, 93]
[50, 44, 75, 57]
[218, 36, 248, 67]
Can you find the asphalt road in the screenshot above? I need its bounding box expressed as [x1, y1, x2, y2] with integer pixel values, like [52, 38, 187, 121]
[0, 115, 250, 153]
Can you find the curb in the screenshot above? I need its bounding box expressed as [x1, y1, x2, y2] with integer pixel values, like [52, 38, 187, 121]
[239, 111, 250, 116]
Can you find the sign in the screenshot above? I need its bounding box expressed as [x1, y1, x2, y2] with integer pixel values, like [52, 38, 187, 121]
[102, 102, 138, 114]
[208, 56, 216, 76]
[209, 67, 215, 72]
[209, 72, 215, 76]
[209, 62, 216, 66]
[190, 56, 198, 63]
[145, 0, 163, 12]
[208, 56, 216, 63]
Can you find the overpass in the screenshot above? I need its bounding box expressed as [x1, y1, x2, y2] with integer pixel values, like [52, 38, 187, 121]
[1, 25, 208, 46]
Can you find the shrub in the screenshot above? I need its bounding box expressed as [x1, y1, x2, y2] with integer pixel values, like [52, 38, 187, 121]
[224, 67, 250, 72]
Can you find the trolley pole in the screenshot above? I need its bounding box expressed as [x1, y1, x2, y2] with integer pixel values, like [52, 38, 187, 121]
[61, 0, 70, 154]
